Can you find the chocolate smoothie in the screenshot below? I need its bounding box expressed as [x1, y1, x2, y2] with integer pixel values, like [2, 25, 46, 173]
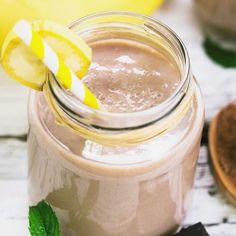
[28, 14, 204, 236]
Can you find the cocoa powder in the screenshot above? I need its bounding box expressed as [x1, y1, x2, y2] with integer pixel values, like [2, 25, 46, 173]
[217, 102, 236, 185]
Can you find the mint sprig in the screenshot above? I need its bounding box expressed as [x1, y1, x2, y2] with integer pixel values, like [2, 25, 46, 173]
[203, 36, 236, 68]
[29, 201, 60, 236]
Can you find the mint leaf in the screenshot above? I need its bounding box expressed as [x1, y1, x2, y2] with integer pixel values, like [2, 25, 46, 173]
[203, 36, 236, 68]
[29, 201, 60, 236]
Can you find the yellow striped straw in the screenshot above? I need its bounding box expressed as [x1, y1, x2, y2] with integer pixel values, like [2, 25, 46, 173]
[13, 20, 99, 109]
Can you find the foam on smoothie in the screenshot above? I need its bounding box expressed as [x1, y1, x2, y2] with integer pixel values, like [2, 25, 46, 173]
[83, 39, 181, 113]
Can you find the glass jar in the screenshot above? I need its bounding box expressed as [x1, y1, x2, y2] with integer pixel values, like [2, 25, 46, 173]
[28, 12, 204, 236]
[194, 0, 236, 48]
[0, 0, 165, 48]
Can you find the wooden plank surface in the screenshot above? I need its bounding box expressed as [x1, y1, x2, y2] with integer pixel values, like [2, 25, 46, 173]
[0, 0, 236, 235]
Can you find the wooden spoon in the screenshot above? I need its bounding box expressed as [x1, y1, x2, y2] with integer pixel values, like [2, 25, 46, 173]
[209, 102, 236, 206]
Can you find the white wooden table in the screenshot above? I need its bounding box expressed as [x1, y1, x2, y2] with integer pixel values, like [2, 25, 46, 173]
[0, 0, 236, 235]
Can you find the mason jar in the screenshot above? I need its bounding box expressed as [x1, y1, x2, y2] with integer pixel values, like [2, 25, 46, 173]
[28, 12, 205, 236]
[194, 0, 236, 48]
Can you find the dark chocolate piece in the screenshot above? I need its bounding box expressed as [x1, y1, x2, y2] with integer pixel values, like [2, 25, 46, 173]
[174, 223, 209, 236]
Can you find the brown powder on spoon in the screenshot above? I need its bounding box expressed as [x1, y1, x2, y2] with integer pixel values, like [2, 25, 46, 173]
[216, 101, 236, 185]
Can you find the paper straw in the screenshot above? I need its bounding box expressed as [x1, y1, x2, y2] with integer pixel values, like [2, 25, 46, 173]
[13, 19, 99, 109]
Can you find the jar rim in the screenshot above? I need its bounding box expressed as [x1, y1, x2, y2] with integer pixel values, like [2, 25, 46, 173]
[47, 11, 191, 130]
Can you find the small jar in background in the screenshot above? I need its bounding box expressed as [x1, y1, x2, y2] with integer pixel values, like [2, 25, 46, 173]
[194, 0, 236, 49]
